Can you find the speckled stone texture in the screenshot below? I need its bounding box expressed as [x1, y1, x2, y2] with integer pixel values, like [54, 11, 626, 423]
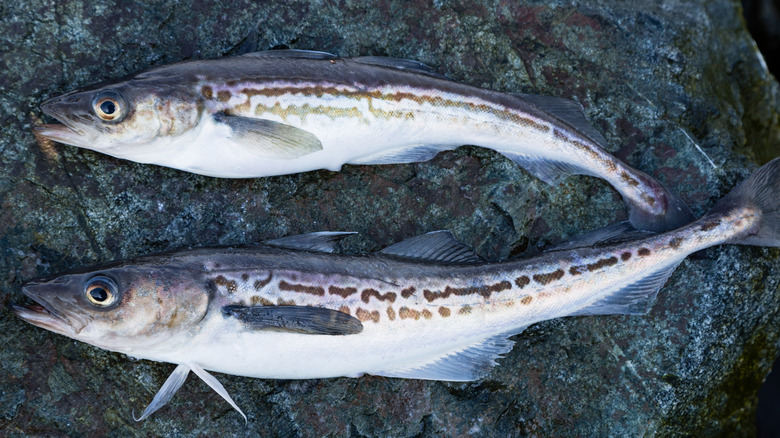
[1, 0, 778, 436]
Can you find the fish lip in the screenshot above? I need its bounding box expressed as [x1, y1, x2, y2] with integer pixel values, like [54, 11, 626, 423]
[33, 123, 95, 147]
[33, 123, 83, 139]
[11, 302, 77, 336]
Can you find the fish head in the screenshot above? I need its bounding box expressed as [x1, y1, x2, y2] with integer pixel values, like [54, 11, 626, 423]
[34, 81, 202, 157]
[13, 264, 210, 352]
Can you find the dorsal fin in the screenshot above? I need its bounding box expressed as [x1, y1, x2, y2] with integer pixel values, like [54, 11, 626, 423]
[351, 56, 449, 79]
[545, 221, 656, 252]
[571, 261, 682, 316]
[379, 231, 483, 263]
[512, 94, 607, 146]
[241, 49, 338, 60]
[264, 232, 356, 253]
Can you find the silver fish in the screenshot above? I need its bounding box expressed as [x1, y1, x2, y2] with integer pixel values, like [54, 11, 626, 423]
[35, 50, 691, 232]
[13, 158, 780, 421]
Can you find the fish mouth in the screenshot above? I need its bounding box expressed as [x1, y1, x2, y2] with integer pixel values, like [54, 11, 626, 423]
[12, 302, 77, 336]
[33, 124, 92, 146]
[33, 98, 97, 146]
[12, 282, 86, 336]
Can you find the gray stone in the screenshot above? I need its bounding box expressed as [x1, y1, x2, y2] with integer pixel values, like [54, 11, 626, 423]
[1, 0, 778, 436]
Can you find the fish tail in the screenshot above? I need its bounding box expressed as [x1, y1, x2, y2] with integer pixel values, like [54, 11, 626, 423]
[707, 157, 780, 246]
[626, 171, 696, 233]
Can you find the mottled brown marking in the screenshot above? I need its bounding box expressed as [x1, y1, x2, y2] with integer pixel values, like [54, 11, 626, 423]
[401, 287, 416, 298]
[520, 296, 533, 305]
[586, 256, 618, 272]
[278, 280, 325, 296]
[422, 309, 432, 320]
[214, 275, 238, 293]
[329, 286, 357, 298]
[533, 269, 565, 285]
[241, 85, 552, 130]
[621, 252, 632, 261]
[515, 276, 530, 288]
[620, 171, 640, 187]
[356, 308, 379, 322]
[569, 266, 584, 276]
[399, 307, 421, 320]
[251, 296, 274, 306]
[438, 307, 451, 317]
[669, 237, 683, 249]
[241, 273, 249, 282]
[459, 305, 472, 315]
[217, 90, 232, 102]
[638, 248, 651, 257]
[201, 85, 213, 100]
[278, 298, 296, 306]
[361, 289, 397, 304]
[423, 281, 512, 302]
[700, 219, 721, 231]
[253, 273, 273, 290]
[338, 305, 351, 315]
[387, 306, 396, 321]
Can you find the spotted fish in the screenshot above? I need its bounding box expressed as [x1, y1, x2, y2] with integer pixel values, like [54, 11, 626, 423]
[35, 50, 692, 232]
[13, 157, 780, 420]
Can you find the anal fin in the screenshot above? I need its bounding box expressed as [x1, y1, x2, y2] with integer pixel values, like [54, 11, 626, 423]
[375, 330, 523, 381]
[348, 144, 454, 165]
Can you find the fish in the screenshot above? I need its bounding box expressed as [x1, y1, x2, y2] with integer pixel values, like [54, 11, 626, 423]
[35, 50, 692, 232]
[13, 157, 780, 421]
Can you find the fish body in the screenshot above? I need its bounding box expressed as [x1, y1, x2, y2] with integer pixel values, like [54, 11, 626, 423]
[35, 50, 691, 231]
[14, 157, 780, 420]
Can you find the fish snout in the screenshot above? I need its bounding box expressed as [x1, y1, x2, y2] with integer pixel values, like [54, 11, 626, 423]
[41, 95, 76, 120]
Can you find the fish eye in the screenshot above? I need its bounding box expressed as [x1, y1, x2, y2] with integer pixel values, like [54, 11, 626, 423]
[92, 91, 127, 122]
[84, 276, 120, 307]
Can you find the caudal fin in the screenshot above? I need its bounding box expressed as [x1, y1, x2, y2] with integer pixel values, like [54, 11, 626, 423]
[627, 176, 696, 233]
[707, 157, 780, 247]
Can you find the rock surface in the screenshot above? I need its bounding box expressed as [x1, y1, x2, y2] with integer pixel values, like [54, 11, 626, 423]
[1, 0, 779, 436]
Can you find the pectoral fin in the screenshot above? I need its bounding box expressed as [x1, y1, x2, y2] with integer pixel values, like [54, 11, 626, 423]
[213, 113, 322, 159]
[222, 305, 363, 335]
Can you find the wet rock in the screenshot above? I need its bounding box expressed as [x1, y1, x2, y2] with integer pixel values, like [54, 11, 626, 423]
[1, 0, 778, 436]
